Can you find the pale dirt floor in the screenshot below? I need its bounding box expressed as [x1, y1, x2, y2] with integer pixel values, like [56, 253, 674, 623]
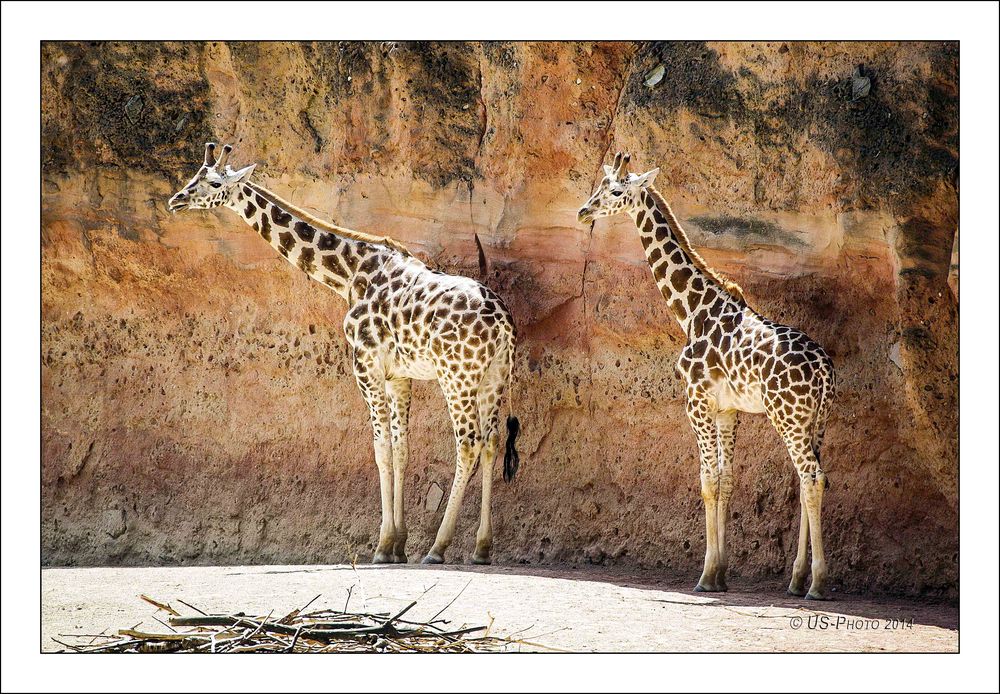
[41, 564, 957, 653]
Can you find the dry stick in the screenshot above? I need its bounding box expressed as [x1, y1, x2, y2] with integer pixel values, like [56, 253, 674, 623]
[384, 600, 418, 627]
[428, 578, 474, 624]
[140, 594, 180, 616]
[343, 585, 355, 613]
[176, 599, 207, 615]
[152, 615, 178, 633]
[284, 625, 305, 653]
[243, 611, 273, 643]
[171, 616, 399, 642]
[517, 625, 569, 642]
[51, 638, 84, 652]
[86, 629, 112, 646]
[119, 629, 210, 642]
[349, 558, 370, 612]
[282, 594, 321, 624]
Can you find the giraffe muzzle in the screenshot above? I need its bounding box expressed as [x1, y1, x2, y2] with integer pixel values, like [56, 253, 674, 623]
[168, 191, 189, 213]
[577, 207, 595, 224]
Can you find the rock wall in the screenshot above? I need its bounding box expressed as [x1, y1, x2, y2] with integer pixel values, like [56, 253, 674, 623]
[41, 41, 958, 598]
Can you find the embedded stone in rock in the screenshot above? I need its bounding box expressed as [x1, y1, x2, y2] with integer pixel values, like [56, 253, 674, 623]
[851, 66, 871, 101]
[644, 64, 665, 88]
[425, 483, 444, 512]
[888, 342, 903, 372]
[102, 509, 127, 539]
[124, 95, 144, 124]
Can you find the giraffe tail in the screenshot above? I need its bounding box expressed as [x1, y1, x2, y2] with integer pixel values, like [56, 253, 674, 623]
[812, 361, 836, 489]
[503, 415, 520, 483]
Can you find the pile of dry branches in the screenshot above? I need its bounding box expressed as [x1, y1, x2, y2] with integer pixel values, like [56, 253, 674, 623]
[53, 592, 519, 653]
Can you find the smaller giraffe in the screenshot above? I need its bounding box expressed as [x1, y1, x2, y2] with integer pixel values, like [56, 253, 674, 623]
[168, 143, 522, 566]
[579, 152, 836, 599]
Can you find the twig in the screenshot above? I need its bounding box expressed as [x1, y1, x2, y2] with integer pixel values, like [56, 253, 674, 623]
[282, 595, 321, 624]
[176, 599, 207, 615]
[284, 625, 304, 653]
[140, 594, 180, 616]
[152, 615, 178, 633]
[428, 578, 474, 623]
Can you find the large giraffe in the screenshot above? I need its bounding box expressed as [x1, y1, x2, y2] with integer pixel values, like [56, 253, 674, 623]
[168, 143, 521, 565]
[579, 152, 836, 600]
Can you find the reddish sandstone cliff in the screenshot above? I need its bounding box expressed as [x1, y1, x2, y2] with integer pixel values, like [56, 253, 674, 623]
[41, 41, 958, 598]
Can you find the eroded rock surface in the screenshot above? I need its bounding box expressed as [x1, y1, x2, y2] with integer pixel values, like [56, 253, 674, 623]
[42, 41, 958, 598]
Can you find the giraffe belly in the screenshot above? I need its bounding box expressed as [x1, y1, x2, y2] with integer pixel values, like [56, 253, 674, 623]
[715, 382, 766, 414]
[390, 353, 438, 381]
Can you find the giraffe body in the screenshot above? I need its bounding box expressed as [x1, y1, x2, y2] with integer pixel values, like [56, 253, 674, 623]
[169, 143, 520, 565]
[580, 153, 835, 599]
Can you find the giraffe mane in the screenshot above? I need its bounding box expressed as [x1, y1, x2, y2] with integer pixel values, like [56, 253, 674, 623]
[245, 181, 413, 257]
[645, 187, 746, 303]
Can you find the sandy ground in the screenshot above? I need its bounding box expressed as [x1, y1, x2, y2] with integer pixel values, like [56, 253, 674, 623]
[41, 564, 957, 653]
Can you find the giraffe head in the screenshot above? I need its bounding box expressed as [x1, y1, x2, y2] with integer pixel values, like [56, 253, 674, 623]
[577, 151, 659, 224]
[168, 142, 256, 213]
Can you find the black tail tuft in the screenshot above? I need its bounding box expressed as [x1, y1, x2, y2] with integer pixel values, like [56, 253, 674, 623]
[502, 415, 520, 483]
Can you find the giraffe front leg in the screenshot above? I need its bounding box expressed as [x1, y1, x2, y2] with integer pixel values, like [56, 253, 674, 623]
[689, 397, 723, 593]
[714, 410, 738, 592]
[353, 357, 395, 565]
[695, 465, 723, 592]
[372, 435, 396, 564]
[387, 378, 412, 564]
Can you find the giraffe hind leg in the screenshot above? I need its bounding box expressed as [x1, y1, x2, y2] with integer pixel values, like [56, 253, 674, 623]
[802, 467, 829, 600]
[422, 373, 483, 565]
[472, 368, 505, 565]
[783, 435, 830, 600]
[787, 486, 810, 596]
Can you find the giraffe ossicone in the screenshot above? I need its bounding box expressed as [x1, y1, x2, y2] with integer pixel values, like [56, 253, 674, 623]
[580, 152, 837, 600]
[169, 142, 522, 567]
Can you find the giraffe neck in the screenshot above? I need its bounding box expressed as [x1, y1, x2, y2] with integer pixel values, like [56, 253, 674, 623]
[628, 187, 741, 331]
[226, 181, 385, 302]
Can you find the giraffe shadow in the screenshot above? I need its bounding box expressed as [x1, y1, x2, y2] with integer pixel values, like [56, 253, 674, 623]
[347, 562, 959, 631]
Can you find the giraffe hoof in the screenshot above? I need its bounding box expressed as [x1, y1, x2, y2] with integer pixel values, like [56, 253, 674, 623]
[805, 592, 832, 601]
[471, 554, 492, 565]
[787, 586, 807, 598]
[421, 553, 444, 565]
[392, 553, 408, 564]
[372, 551, 394, 564]
[694, 583, 721, 593]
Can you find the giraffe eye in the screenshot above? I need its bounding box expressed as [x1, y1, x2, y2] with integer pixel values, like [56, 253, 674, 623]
[209, 181, 223, 188]
[610, 189, 624, 197]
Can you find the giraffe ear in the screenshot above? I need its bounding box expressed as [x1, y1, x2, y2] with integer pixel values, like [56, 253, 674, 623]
[603, 164, 616, 179]
[634, 167, 659, 187]
[229, 163, 256, 183]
